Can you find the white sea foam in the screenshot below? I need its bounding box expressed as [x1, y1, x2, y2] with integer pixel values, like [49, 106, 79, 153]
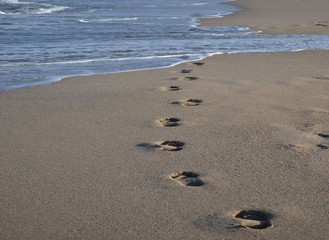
[100, 17, 138, 21]
[78, 19, 89, 23]
[143, 2, 210, 7]
[292, 49, 306, 52]
[0, 0, 31, 5]
[0, 54, 205, 67]
[190, 3, 209, 6]
[79, 17, 138, 23]
[146, 16, 186, 20]
[0, 0, 70, 15]
[0, 0, 21, 3]
[28, 6, 70, 15]
[210, 33, 225, 36]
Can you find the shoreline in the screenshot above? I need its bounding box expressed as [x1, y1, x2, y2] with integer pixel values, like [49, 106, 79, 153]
[1, 0, 329, 239]
[3, 0, 329, 92]
[34, 0, 329, 90]
[200, 0, 329, 34]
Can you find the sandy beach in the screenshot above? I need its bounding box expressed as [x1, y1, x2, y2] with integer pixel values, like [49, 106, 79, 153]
[201, 0, 329, 34]
[1, 1, 329, 240]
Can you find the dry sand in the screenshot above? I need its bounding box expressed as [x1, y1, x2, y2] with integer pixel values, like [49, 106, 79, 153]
[1, 1, 329, 240]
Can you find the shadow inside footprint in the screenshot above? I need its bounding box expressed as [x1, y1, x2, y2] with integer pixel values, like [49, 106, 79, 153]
[181, 69, 192, 74]
[172, 99, 202, 106]
[318, 133, 329, 139]
[233, 210, 273, 229]
[170, 170, 204, 186]
[160, 141, 184, 151]
[314, 21, 328, 27]
[137, 141, 184, 151]
[183, 99, 202, 106]
[317, 144, 329, 150]
[162, 85, 182, 91]
[182, 76, 198, 81]
[158, 117, 180, 127]
[171, 76, 198, 81]
[168, 85, 181, 91]
[193, 62, 204, 66]
[313, 76, 329, 80]
[315, 23, 328, 27]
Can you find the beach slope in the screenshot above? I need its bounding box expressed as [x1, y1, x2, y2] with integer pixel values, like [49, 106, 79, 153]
[1, 0, 329, 239]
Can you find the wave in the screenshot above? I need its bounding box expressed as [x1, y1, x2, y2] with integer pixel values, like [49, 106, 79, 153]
[0, 53, 216, 91]
[144, 2, 210, 7]
[78, 17, 138, 23]
[78, 16, 188, 23]
[0, 54, 205, 67]
[144, 16, 187, 20]
[29, 6, 69, 15]
[0, 0, 22, 3]
[183, 3, 209, 6]
[0, 1, 70, 15]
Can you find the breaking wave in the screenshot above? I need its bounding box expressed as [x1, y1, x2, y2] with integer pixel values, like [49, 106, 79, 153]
[0, 0, 70, 15]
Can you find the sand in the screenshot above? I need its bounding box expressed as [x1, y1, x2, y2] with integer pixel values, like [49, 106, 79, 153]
[1, 1, 329, 240]
[201, 0, 329, 34]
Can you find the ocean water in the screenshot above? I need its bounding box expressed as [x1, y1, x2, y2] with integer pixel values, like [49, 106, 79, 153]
[1, 0, 329, 91]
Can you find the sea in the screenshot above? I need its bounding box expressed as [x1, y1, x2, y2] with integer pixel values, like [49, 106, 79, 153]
[1, 0, 329, 91]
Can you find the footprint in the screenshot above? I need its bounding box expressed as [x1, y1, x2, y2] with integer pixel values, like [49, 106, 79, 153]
[172, 99, 202, 107]
[181, 69, 192, 74]
[161, 85, 182, 91]
[169, 76, 198, 81]
[314, 21, 328, 27]
[313, 76, 329, 80]
[137, 141, 185, 151]
[180, 76, 198, 81]
[157, 117, 180, 127]
[182, 99, 202, 106]
[170, 170, 204, 186]
[160, 141, 185, 151]
[317, 144, 329, 150]
[318, 132, 329, 139]
[193, 62, 204, 66]
[316, 132, 329, 149]
[233, 210, 273, 229]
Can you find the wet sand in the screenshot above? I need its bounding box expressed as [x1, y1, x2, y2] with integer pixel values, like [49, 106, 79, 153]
[201, 0, 329, 34]
[1, 0, 329, 239]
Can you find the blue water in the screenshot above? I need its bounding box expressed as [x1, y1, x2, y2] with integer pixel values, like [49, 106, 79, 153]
[1, 0, 329, 91]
